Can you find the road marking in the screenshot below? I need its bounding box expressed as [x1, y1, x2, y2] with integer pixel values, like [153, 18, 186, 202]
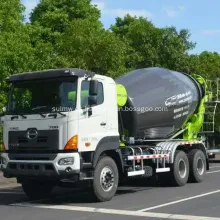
[207, 170, 220, 174]
[210, 166, 220, 169]
[138, 189, 220, 212]
[9, 203, 220, 220]
[0, 184, 20, 189]
[0, 191, 24, 194]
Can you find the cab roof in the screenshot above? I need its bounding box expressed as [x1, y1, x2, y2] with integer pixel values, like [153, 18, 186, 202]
[6, 68, 95, 83]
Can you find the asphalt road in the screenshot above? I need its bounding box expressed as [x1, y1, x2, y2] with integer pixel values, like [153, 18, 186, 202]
[1, 163, 220, 220]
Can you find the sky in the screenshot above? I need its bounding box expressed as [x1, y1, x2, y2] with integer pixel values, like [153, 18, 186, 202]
[21, 0, 220, 54]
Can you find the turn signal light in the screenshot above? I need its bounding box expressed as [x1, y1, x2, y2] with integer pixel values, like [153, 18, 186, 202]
[85, 142, 91, 147]
[64, 135, 78, 150]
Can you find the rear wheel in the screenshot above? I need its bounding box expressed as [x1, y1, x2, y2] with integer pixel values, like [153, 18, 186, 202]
[188, 149, 206, 183]
[170, 150, 189, 186]
[22, 181, 54, 200]
[92, 156, 118, 202]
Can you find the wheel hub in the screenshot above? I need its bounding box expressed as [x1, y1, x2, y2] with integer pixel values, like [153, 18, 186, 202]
[197, 157, 204, 175]
[179, 159, 187, 179]
[100, 166, 114, 192]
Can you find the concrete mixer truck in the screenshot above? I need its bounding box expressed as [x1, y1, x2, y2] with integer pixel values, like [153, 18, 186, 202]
[0, 67, 219, 202]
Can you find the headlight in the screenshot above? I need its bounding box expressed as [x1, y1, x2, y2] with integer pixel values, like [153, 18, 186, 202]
[58, 157, 74, 165]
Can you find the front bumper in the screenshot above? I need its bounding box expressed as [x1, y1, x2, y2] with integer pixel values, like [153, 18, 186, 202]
[1, 153, 80, 179]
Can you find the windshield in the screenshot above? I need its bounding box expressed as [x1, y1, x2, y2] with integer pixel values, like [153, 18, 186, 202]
[7, 77, 78, 115]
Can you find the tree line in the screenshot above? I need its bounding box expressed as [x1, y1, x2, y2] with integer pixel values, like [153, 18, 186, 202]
[0, 0, 220, 129]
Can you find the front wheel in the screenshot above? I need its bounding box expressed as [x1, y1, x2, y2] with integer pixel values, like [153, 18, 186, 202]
[92, 156, 119, 202]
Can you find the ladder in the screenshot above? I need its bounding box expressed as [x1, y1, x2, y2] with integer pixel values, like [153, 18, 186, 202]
[201, 78, 220, 133]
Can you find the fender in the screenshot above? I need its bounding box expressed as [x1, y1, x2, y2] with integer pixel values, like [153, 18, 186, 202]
[156, 141, 208, 164]
[92, 136, 120, 167]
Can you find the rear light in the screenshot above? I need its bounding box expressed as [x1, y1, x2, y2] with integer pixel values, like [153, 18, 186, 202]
[64, 135, 78, 150]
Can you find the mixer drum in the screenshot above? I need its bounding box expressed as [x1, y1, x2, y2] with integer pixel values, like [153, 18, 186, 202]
[116, 67, 203, 139]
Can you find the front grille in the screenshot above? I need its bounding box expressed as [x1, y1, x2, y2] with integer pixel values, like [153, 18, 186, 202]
[8, 129, 59, 152]
[37, 136, 48, 143]
[15, 157, 50, 161]
[8, 162, 55, 172]
[18, 136, 48, 144]
[8, 153, 57, 161]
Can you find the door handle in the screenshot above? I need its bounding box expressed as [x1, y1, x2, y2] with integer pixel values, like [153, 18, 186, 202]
[100, 122, 106, 126]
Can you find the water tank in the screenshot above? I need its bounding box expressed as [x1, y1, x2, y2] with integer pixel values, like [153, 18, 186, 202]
[116, 67, 204, 139]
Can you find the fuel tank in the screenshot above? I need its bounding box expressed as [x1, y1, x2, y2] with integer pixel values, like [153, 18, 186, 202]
[116, 67, 204, 139]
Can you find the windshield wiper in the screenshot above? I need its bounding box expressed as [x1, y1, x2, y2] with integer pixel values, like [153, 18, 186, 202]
[48, 112, 66, 118]
[57, 112, 66, 116]
[11, 114, 27, 120]
[31, 106, 48, 118]
[32, 106, 47, 111]
[20, 114, 27, 119]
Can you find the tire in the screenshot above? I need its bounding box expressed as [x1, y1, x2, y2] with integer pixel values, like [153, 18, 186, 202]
[188, 149, 206, 183]
[22, 181, 54, 200]
[171, 150, 189, 186]
[92, 156, 119, 202]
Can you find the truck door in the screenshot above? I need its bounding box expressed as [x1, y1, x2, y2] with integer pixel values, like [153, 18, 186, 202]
[78, 79, 107, 152]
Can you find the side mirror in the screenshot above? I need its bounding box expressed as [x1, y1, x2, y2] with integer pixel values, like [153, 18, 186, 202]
[88, 96, 97, 117]
[89, 80, 98, 96]
[88, 96, 97, 106]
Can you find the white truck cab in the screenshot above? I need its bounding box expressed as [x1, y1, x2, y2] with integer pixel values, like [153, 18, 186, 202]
[1, 69, 121, 201]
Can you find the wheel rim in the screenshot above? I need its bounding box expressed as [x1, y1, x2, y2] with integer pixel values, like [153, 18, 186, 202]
[179, 159, 187, 179]
[197, 157, 204, 175]
[100, 166, 114, 192]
